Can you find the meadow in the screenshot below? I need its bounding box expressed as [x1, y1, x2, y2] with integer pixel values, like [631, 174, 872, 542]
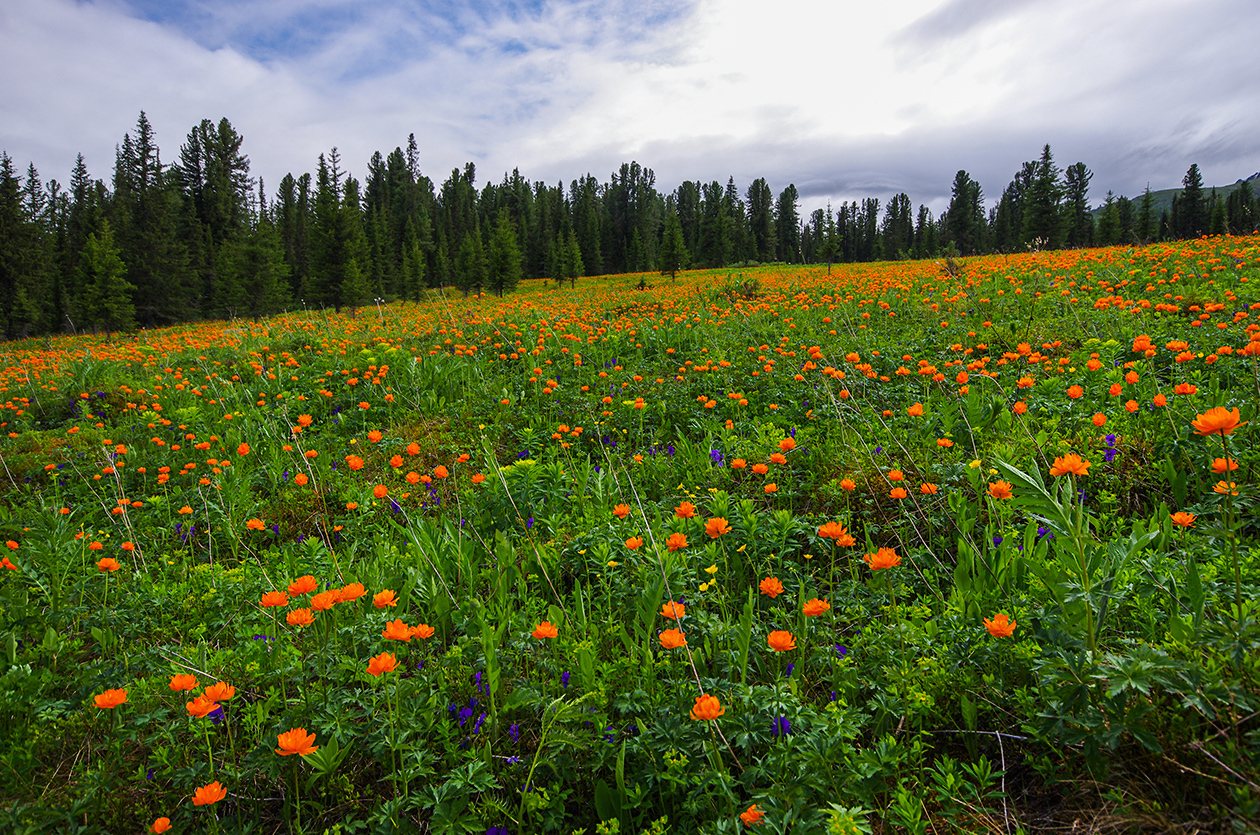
[0, 236, 1258, 834]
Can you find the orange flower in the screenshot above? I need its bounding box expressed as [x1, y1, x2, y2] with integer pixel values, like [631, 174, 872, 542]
[373, 589, 398, 608]
[887, 469, 905, 482]
[1153, 393, 1167, 408]
[660, 601, 686, 620]
[817, 521, 855, 546]
[1092, 413, 1107, 427]
[764, 482, 778, 494]
[373, 484, 388, 499]
[730, 458, 747, 469]
[937, 438, 954, 447]
[766, 630, 796, 652]
[237, 443, 250, 456]
[759, 576, 784, 598]
[411, 623, 435, 639]
[864, 547, 901, 570]
[907, 402, 924, 416]
[186, 694, 220, 718]
[751, 463, 769, 475]
[740, 804, 766, 827]
[1212, 457, 1238, 474]
[1012, 401, 1028, 415]
[150, 818, 172, 833]
[987, 481, 1013, 500]
[674, 501, 697, 518]
[778, 437, 796, 452]
[366, 652, 398, 676]
[705, 517, 731, 538]
[297, 414, 313, 427]
[889, 486, 907, 499]
[1170, 511, 1196, 528]
[920, 482, 938, 494]
[434, 465, 449, 479]
[259, 590, 289, 608]
[690, 693, 725, 721]
[1214, 481, 1240, 496]
[666, 532, 689, 551]
[803, 597, 830, 617]
[382, 618, 413, 641]
[340, 582, 366, 601]
[1191, 407, 1246, 436]
[245, 518, 265, 530]
[288, 575, 318, 596]
[96, 557, 121, 572]
[531, 621, 558, 639]
[624, 536, 644, 550]
[839, 478, 856, 491]
[768, 452, 787, 465]
[310, 589, 340, 611]
[276, 727, 319, 757]
[169, 674, 199, 691]
[659, 628, 687, 649]
[93, 688, 128, 709]
[192, 781, 227, 806]
[204, 682, 236, 701]
[983, 613, 1017, 637]
[471, 473, 486, 484]
[294, 474, 309, 486]
[612, 503, 631, 519]
[346, 455, 364, 470]
[286, 608, 314, 627]
[1067, 385, 1084, 399]
[1049, 454, 1091, 477]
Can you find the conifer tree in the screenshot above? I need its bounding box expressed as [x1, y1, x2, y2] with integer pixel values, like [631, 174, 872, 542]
[658, 207, 688, 280]
[1020, 145, 1062, 248]
[79, 219, 135, 333]
[1062, 162, 1094, 247]
[485, 208, 523, 297]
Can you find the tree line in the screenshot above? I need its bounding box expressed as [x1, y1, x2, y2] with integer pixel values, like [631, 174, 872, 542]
[2, 115, 1257, 338]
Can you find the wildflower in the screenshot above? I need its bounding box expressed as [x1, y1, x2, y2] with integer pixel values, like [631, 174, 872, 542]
[987, 481, 1014, 500]
[186, 695, 220, 718]
[817, 521, 855, 545]
[889, 486, 907, 499]
[984, 613, 1017, 637]
[204, 682, 236, 701]
[471, 473, 486, 484]
[260, 590, 289, 607]
[286, 608, 314, 627]
[1214, 481, 1240, 496]
[1170, 511, 1196, 528]
[887, 469, 905, 481]
[730, 458, 747, 469]
[759, 577, 785, 598]
[864, 547, 901, 570]
[178, 506, 193, 514]
[920, 482, 938, 494]
[340, 582, 366, 601]
[690, 693, 725, 720]
[276, 727, 319, 756]
[907, 403, 924, 416]
[612, 503, 631, 519]
[434, 465, 449, 479]
[666, 532, 689, 551]
[373, 589, 398, 608]
[373, 484, 388, 499]
[659, 628, 687, 649]
[767, 630, 796, 651]
[1067, 385, 1084, 399]
[383, 619, 413, 641]
[779, 437, 796, 452]
[937, 438, 954, 447]
[192, 781, 227, 806]
[531, 621, 558, 639]
[294, 474, 309, 486]
[1092, 413, 1107, 427]
[1191, 407, 1246, 436]
[660, 601, 686, 620]
[751, 463, 769, 475]
[1012, 401, 1028, 415]
[96, 557, 121, 572]
[1049, 454, 1091, 477]
[740, 805, 766, 827]
[94, 688, 128, 709]
[288, 575, 318, 596]
[674, 501, 697, 519]
[237, 443, 250, 456]
[169, 674, 199, 691]
[297, 414, 313, 427]
[803, 598, 830, 617]
[150, 818, 172, 833]
[367, 652, 398, 676]
[245, 518, 265, 531]
[625, 536, 644, 550]
[768, 452, 787, 465]
[705, 517, 731, 538]
[411, 623, 435, 639]
[839, 478, 856, 491]
[764, 482, 778, 494]
[1212, 457, 1238, 474]
[310, 589, 340, 611]
[1153, 394, 1167, 408]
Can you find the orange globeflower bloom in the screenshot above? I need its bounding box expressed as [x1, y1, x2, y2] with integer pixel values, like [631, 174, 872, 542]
[245, 518, 265, 531]
[433, 465, 449, 479]
[759, 576, 785, 598]
[768, 452, 787, 465]
[204, 682, 236, 702]
[983, 613, 1017, 637]
[366, 652, 398, 676]
[1191, 407, 1246, 436]
[373, 484, 388, 499]
[1212, 457, 1238, 474]
[186, 695, 220, 718]
[889, 487, 908, 499]
[294, 473, 309, 486]
[704, 517, 731, 538]
[887, 469, 905, 482]
[531, 621, 558, 639]
[839, 478, 856, 491]
[1214, 481, 1240, 496]
[367, 430, 383, 443]
[764, 482, 778, 494]
[659, 628, 687, 649]
[675, 501, 697, 519]
[169, 673, 200, 692]
[766, 630, 796, 652]
[751, 463, 769, 475]
[1170, 511, 1197, 528]
[286, 608, 314, 627]
[260, 590, 289, 608]
[94, 688, 128, 709]
[1066, 385, 1084, 399]
[864, 547, 901, 570]
[1049, 454, 1091, 477]
[471, 473, 486, 484]
[730, 458, 747, 470]
[660, 601, 686, 620]
[907, 403, 924, 417]
[937, 438, 954, 447]
[987, 481, 1014, 500]
[237, 443, 250, 456]
[625, 536, 644, 550]
[373, 589, 398, 608]
[297, 414, 313, 427]
[817, 521, 855, 546]
[612, 503, 631, 519]
[288, 575, 319, 596]
[382, 618, 413, 641]
[778, 437, 796, 452]
[411, 623, 435, 639]
[178, 506, 194, 514]
[920, 482, 938, 494]
[346, 455, 364, 470]
[192, 781, 227, 806]
[666, 532, 689, 551]
[1092, 413, 1107, 427]
[803, 597, 830, 617]
[310, 589, 340, 611]
[1153, 394, 1167, 408]
[340, 582, 367, 601]
[276, 727, 319, 757]
[97, 557, 121, 572]
[150, 817, 172, 833]
[690, 693, 725, 721]
[740, 804, 766, 827]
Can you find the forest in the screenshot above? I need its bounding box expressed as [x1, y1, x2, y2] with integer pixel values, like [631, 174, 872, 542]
[1, 111, 1257, 340]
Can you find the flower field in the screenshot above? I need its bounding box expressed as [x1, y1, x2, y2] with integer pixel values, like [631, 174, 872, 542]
[1, 236, 1259, 833]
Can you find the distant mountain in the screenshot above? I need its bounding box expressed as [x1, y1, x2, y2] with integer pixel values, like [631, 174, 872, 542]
[1094, 173, 1259, 215]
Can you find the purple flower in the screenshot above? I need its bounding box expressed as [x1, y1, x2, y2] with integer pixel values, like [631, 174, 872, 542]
[771, 715, 792, 737]
[560, 671, 570, 688]
[784, 663, 794, 679]
[508, 723, 520, 742]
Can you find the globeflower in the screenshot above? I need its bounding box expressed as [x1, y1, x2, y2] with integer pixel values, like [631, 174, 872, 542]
[766, 630, 796, 652]
[740, 804, 766, 827]
[612, 503, 631, 519]
[373, 589, 398, 608]
[705, 517, 730, 538]
[169, 674, 199, 691]
[984, 613, 1017, 637]
[690, 693, 725, 721]
[276, 727, 319, 757]
[802, 598, 830, 617]
[1191, 407, 1245, 436]
[531, 621, 558, 639]
[204, 682, 235, 702]
[94, 688, 128, 709]
[382, 618, 413, 641]
[659, 628, 687, 649]
[366, 652, 398, 676]
[660, 601, 686, 620]
[288, 575, 318, 596]
[665, 532, 688, 551]
[864, 547, 901, 570]
[245, 518, 265, 530]
[1049, 454, 1090, 477]
[96, 557, 121, 572]
[150, 818, 172, 833]
[674, 501, 697, 519]
[1170, 511, 1196, 528]
[817, 521, 855, 546]
[624, 536, 643, 550]
[259, 590, 289, 608]
[286, 608, 314, 627]
[192, 781, 227, 806]
[758, 577, 784, 598]
[186, 694, 220, 718]
[987, 481, 1014, 500]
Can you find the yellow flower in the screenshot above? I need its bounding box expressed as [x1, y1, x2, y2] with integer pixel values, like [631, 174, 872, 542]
[704, 564, 718, 575]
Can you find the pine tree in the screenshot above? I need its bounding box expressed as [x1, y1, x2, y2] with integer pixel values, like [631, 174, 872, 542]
[774, 185, 800, 263]
[658, 207, 688, 280]
[1136, 186, 1156, 243]
[454, 224, 486, 296]
[79, 219, 135, 333]
[1020, 145, 1062, 249]
[1226, 181, 1257, 234]
[1062, 162, 1094, 247]
[944, 171, 984, 256]
[1175, 164, 1206, 238]
[485, 208, 523, 297]
[746, 178, 777, 262]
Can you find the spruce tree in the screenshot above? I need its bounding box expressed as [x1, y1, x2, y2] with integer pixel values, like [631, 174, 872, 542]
[485, 208, 522, 297]
[79, 219, 135, 333]
[658, 207, 688, 280]
[1062, 162, 1094, 247]
[1020, 145, 1062, 249]
[1176, 164, 1206, 238]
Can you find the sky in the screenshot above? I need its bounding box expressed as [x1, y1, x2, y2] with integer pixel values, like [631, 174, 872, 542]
[2, 0, 1258, 215]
